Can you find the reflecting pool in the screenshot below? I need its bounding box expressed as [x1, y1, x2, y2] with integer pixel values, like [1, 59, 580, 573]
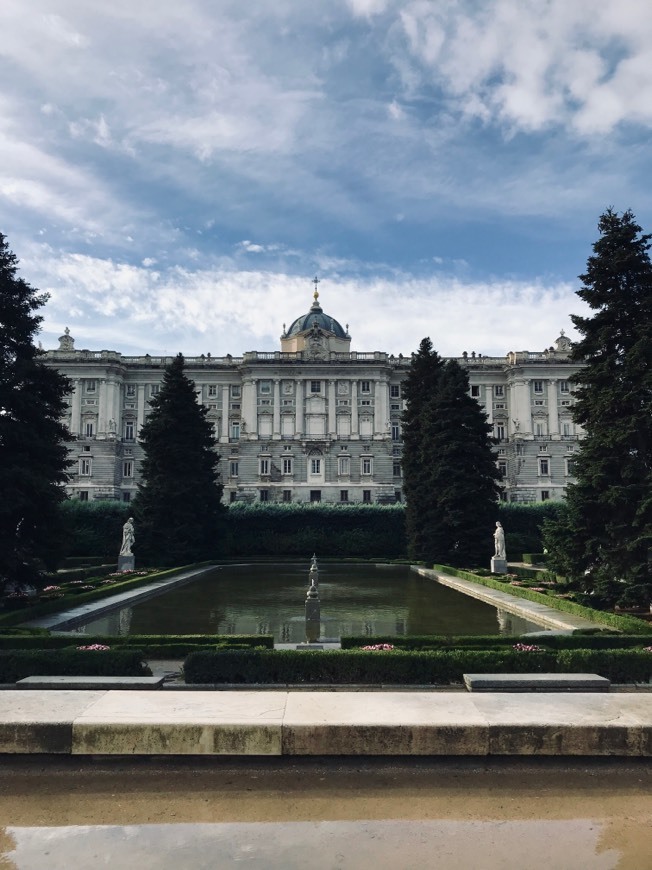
[73, 563, 544, 641]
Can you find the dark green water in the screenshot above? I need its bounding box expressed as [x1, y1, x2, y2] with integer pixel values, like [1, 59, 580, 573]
[75, 563, 544, 641]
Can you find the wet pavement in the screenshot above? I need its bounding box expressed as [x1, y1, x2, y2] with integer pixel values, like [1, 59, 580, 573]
[1, 757, 651, 869]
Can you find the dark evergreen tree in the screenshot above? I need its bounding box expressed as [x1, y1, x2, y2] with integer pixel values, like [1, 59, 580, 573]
[544, 209, 652, 606]
[0, 233, 72, 590]
[402, 340, 500, 566]
[132, 353, 224, 565]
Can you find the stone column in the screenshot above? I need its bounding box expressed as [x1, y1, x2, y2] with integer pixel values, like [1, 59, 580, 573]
[137, 384, 146, 434]
[273, 379, 281, 438]
[374, 378, 388, 436]
[327, 379, 336, 436]
[511, 379, 531, 434]
[218, 385, 229, 443]
[69, 378, 81, 436]
[98, 379, 107, 437]
[295, 379, 304, 437]
[484, 385, 493, 426]
[547, 379, 559, 435]
[351, 381, 359, 436]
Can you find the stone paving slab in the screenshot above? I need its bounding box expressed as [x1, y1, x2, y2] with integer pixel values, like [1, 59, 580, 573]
[1, 690, 651, 757]
[16, 676, 165, 690]
[463, 673, 611, 692]
[72, 690, 287, 755]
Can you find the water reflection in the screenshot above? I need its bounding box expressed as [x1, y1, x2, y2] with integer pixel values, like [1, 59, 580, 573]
[72, 563, 545, 641]
[0, 820, 627, 870]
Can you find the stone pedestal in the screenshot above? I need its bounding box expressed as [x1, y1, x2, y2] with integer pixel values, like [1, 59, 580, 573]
[118, 554, 135, 572]
[491, 556, 507, 574]
[305, 587, 321, 643]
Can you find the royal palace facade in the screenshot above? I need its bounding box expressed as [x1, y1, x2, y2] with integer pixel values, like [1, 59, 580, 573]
[44, 287, 583, 506]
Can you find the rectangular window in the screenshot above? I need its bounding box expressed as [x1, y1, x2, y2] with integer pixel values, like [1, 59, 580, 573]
[562, 422, 572, 436]
[361, 399, 371, 406]
[495, 424, 505, 440]
[230, 421, 240, 440]
[339, 456, 350, 475]
[494, 385, 504, 397]
[471, 385, 481, 397]
[231, 385, 241, 398]
[541, 490, 550, 501]
[494, 403, 505, 409]
[208, 385, 217, 397]
[123, 461, 133, 478]
[560, 381, 570, 393]
[260, 458, 270, 475]
[150, 385, 160, 396]
[560, 400, 571, 406]
[282, 399, 294, 406]
[78, 490, 89, 501]
[85, 421, 94, 438]
[566, 459, 577, 476]
[259, 381, 271, 394]
[394, 490, 402, 503]
[230, 491, 238, 503]
[360, 380, 371, 393]
[311, 458, 321, 474]
[390, 403, 400, 412]
[534, 400, 545, 406]
[539, 458, 550, 476]
[310, 490, 321, 503]
[123, 421, 134, 441]
[122, 492, 131, 503]
[498, 460, 507, 477]
[79, 458, 92, 476]
[390, 385, 400, 398]
[230, 461, 239, 478]
[86, 380, 96, 393]
[535, 422, 546, 436]
[337, 399, 350, 406]
[340, 490, 349, 502]
[126, 384, 136, 397]
[361, 457, 372, 475]
[310, 380, 321, 394]
[282, 457, 293, 474]
[533, 380, 544, 393]
[282, 489, 292, 503]
[259, 489, 269, 502]
[362, 490, 372, 503]
[393, 461, 402, 477]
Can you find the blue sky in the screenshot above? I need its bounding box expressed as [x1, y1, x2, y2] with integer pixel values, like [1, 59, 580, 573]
[2, 0, 652, 357]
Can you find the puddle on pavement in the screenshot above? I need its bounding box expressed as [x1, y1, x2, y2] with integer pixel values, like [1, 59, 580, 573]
[1, 758, 651, 869]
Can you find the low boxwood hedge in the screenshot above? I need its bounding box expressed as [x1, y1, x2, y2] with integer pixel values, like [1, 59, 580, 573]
[432, 565, 651, 634]
[182, 647, 652, 685]
[0, 648, 150, 683]
[341, 633, 652, 651]
[0, 634, 275, 655]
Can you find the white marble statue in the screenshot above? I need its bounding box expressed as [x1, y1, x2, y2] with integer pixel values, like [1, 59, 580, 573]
[120, 517, 135, 556]
[493, 521, 506, 559]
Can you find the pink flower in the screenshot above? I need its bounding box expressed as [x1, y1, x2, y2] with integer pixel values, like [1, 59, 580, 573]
[513, 643, 543, 652]
[361, 643, 395, 651]
[42, 585, 61, 592]
[76, 644, 110, 651]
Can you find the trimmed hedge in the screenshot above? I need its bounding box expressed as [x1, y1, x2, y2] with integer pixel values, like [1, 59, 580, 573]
[432, 565, 651, 634]
[0, 634, 275, 655]
[0, 648, 150, 683]
[183, 647, 652, 685]
[341, 633, 652, 651]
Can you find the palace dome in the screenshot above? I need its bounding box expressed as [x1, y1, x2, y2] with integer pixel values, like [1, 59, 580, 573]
[284, 286, 348, 339]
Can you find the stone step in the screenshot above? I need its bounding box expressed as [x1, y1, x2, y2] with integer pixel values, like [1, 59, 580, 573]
[463, 673, 611, 692]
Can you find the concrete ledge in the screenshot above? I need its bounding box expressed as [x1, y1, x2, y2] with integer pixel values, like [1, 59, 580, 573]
[464, 673, 611, 692]
[0, 690, 651, 757]
[16, 676, 165, 690]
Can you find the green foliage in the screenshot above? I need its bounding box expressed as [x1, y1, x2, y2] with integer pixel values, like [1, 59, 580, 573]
[497, 502, 565, 559]
[341, 633, 652, 650]
[0, 233, 73, 591]
[183, 647, 652, 685]
[402, 339, 500, 566]
[132, 354, 225, 565]
[544, 209, 652, 596]
[0, 633, 274, 654]
[431, 564, 651, 633]
[59, 500, 130, 558]
[0, 648, 150, 682]
[223, 503, 406, 557]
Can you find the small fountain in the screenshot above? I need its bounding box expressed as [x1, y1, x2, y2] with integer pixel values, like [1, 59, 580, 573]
[304, 554, 321, 644]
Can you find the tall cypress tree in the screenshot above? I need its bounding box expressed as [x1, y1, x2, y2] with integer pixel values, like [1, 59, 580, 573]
[402, 341, 500, 566]
[544, 209, 652, 605]
[0, 233, 72, 590]
[132, 353, 224, 565]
